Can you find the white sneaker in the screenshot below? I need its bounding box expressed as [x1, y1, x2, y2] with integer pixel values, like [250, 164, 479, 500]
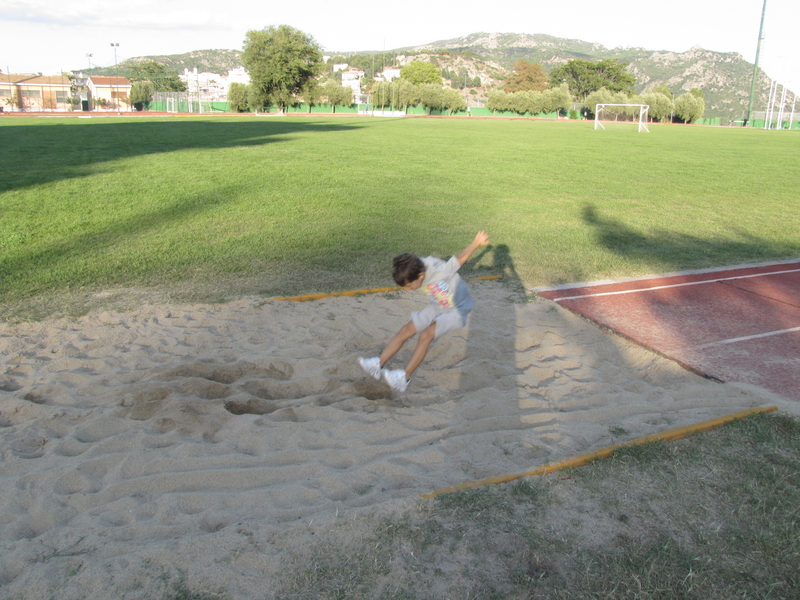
[382, 368, 409, 392]
[357, 357, 382, 381]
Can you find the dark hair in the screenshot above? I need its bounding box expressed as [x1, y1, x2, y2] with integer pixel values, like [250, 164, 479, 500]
[392, 253, 425, 286]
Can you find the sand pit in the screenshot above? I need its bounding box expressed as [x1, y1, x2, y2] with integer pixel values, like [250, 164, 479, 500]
[0, 282, 791, 598]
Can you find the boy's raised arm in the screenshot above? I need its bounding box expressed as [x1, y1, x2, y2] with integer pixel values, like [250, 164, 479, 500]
[457, 231, 491, 266]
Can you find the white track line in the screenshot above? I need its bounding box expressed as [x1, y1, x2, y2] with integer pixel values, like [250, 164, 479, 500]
[694, 326, 800, 350]
[550, 268, 800, 302]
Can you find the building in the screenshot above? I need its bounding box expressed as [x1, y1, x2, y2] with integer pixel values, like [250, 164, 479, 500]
[87, 75, 132, 111]
[378, 68, 401, 82]
[180, 68, 251, 101]
[341, 68, 366, 100]
[0, 74, 73, 112]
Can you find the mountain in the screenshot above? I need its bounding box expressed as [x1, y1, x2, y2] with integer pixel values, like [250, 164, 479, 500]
[83, 33, 776, 122]
[82, 49, 243, 78]
[404, 32, 774, 122]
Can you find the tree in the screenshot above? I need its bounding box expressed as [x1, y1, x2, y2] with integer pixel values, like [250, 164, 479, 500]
[395, 79, 419, 109]
[504, 60, 549, 93]
[370, 81, 393, 108]
[543, 84, 572, 114]
[128, 60, 186, 92]
[345, 53, 396, 80]
[549, 59, 635, 100]
[441, 88, 466, 114]
[674, 92, 705, 123]
[323, 81, 353, 111]
[228, 82, 249, 112]
[129, 81, 154, 111]
[651, 85, 673, 99]
[637, 92, 674, 122]
[299, 80, 322, 111]
[400, 61, 441, 85]
[242, 25, 323, 111]
[486, 90, 511, 113]
[247, 84, 268, 112]
[418, 83, 444, 112]
[582, 88, 617, 119]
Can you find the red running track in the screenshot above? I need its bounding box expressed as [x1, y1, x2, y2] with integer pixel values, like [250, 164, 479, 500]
[539, 261, 800, 402]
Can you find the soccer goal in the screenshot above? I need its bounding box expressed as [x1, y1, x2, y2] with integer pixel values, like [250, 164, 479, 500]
[594, 104, 650, 132]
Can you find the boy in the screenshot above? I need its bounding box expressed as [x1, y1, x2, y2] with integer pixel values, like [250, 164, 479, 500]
[358, 231, 491, 392]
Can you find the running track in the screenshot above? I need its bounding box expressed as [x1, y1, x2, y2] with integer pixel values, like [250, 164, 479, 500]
[538, 261, 800, 402]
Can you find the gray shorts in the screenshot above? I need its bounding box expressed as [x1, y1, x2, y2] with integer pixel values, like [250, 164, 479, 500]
[411, 304, 470, 340]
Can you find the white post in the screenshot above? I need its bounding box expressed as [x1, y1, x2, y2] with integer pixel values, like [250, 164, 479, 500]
[594, 104, 604, 129]
[765, 79, 777, 129]
[110, 42, 120, 114]
[763, 80, 771, 129]
[789, 93, 796, 131]
[639, 105, 650, 133]
[776, 85, 787, 130]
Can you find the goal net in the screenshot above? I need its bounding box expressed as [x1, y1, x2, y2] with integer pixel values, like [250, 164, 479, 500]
[594, 104, 650, 132]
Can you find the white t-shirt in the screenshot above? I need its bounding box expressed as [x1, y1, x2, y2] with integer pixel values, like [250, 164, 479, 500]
[420, 255, 473, 315]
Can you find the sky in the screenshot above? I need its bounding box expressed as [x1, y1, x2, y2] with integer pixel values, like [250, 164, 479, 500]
[1, 0, 797, 93]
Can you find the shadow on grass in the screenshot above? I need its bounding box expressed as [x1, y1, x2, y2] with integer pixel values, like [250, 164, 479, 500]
[582, 203, 799, 269]
[0, 187, 240, 305]
[0, 118, 362, 193]
[580, 203, 800, 399]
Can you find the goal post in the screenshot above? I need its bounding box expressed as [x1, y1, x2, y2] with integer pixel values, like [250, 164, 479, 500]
[594, 104, 650, 132]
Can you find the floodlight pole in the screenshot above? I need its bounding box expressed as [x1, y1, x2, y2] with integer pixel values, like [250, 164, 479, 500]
[746, 0, 767, 127]
[110, 43, 119, 114]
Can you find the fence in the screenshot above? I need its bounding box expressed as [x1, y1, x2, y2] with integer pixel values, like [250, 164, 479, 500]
[142, 92, 799, 128]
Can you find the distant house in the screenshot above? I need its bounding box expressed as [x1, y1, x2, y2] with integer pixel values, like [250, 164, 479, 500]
[87, 75, 132, 111]
[341, 68, 365, 99]
[0, 74, 72, 112]
[180, 67, 251, 101]
[379, 68, 401, 82]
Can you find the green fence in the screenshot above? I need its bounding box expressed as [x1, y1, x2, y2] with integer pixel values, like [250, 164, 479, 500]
[749, 119, 800, 130]
[148, 101, 229, 113]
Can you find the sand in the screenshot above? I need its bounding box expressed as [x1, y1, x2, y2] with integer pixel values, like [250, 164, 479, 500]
[0, 281, 793, 598]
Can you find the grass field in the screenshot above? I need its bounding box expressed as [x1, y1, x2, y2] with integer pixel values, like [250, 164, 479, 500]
[1, 115, 798, 319]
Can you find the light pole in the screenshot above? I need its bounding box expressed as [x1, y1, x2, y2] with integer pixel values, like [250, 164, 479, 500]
[746, 0, 768, 127]
[110, 43, 119, 113]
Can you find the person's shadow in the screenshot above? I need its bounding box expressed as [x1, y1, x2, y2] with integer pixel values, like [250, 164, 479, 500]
[457, 243, 526, 395]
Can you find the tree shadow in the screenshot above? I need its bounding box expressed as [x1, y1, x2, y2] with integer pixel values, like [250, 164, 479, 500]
[0, 119, 362, 194]
[577, 203, 800, 398]
[582, 203, 798, 271]
[0, 118, 367, 307]
[0, 187, 240, 295]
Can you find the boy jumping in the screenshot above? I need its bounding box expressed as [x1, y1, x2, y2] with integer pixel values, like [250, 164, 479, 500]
[358, 231, 491, 392]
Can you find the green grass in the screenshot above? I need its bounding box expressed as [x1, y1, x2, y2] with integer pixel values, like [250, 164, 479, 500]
[1, 116, 798, 319]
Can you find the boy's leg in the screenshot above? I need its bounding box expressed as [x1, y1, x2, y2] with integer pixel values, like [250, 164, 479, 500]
[382, 322, 436, 392]
[403, 322, 437, 379]
[379, 321, 417, 367]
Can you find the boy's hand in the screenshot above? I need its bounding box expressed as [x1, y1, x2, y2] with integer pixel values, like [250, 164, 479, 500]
[458, 230, 491, 266]
[474, 231, 490, 247]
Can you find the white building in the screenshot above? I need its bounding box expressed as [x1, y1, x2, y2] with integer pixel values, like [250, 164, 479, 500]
[378, 68, 401, 82]
[340, 68, 365, 99]
[180, 68, 250, 101]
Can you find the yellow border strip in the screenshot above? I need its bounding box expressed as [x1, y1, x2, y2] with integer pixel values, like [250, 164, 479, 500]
[269, 275, 502, 302]
[421, 405, 777, 498]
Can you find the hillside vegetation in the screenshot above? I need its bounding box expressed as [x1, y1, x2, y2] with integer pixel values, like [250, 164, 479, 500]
[83, 32, 780, 121]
